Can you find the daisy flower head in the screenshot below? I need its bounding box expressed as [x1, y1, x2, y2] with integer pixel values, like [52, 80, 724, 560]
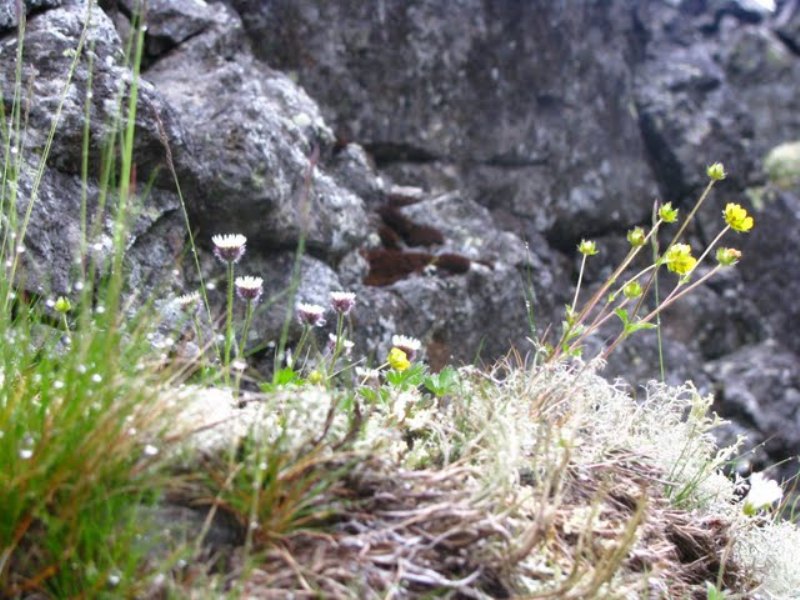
[391, 334, 421, 362]
[211, 234, 247, 263]
[296, 303, 326, 327]
[235, 276, 264, 302]
[176, 291, 201, 308]
[330, 291, 357, 315]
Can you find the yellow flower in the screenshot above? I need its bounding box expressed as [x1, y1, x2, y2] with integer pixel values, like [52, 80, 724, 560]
[723, 203, 754, 233]
[664, 243, 697, 276]
[707, 162, 726, 181]
[387, 347, 410, 371]
[578, 239, 598, 256]
[658, 202, 679, 223]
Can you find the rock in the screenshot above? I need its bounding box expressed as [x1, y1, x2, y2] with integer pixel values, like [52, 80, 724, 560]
[143, 2, 370, 260]
[118, 0, 218, 61]
[0, 0, 61, 32]
[740, 189, 800, 356]
[632, 5, 757, 200]
[0, 3, 187, 294]
[775, 0, 800, 53]
[348, 192, 568, 368]
[764, 141, 800, 188]
[706, 339, 800, 483]
[231, 0, 656, 245]
[719, 24, 800, 163]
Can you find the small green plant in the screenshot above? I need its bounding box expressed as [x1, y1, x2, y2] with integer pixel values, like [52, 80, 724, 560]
[548, 163, 754, 364]
[0, 3, 181, 595]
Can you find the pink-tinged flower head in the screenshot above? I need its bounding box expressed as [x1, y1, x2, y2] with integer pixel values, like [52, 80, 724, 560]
[235, 276, 264, 302]
[330, 291, 357, 315]
[296, 303, 326, 327]
[212, 234, 247, 263]
[391, 334, 421, 362]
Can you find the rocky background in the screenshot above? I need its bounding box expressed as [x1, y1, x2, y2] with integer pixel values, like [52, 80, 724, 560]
[2, 0, 799, 482]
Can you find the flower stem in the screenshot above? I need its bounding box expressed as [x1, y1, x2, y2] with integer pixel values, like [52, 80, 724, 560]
[238, 300, 254, 359]
[224, 262, 234, 381]
[571, 254, 587, 314]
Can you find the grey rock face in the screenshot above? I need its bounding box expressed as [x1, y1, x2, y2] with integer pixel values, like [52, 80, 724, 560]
[0, 3, 184, 295]
[740, 190, 800, 356]
[231, 0, 657, 246]
[0, 0, 61, 32]
[143, 2, 369, 260]
[706, 340, 800, 483]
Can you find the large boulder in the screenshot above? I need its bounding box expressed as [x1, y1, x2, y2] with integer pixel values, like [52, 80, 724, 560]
[0, 2, 185, 295]
[706, 339, 800, 483]
[142, 2, 370, 260]
[229, 0, 657, 246]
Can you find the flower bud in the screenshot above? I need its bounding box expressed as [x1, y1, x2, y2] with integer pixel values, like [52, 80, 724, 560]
[623, 281, 643, 299]
[627, 227, 646, 247]
[716, 247, 742, 267]
[578, 239, 598, 256]
[707, 162, 726, 181]
[54, 296, 72, 314]
[658, 202, 679, 223]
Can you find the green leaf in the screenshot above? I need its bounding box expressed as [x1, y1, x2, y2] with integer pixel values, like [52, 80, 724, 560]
[705, 581, 726, 600]
[624, 321, 658, 336]
[260, 367, 302, 392]
[385, 363, 426, 388]
[614, 308, 630, 327]
[423, 366, 459, 397]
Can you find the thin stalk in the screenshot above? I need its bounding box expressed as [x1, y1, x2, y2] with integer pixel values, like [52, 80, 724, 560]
[602, 265, 723, 360]
[154, 113, 218, 357]
[274, 146, 319, 376]
[79, 39, 96, 280]
[650, 204, 665, 382]
[238, 299, 254, 359]
[292, 325, 312, 369]
[693, 225, 731, 268]
[570, 254, 588, 314]
[327, 312, 347, 374]
[552, 221, 662, 360]
[223, 262, 235, 378]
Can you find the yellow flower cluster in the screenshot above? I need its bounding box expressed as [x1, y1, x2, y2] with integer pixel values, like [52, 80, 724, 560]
[723, 203, 754, 233]
[664, 243, 697, 276]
